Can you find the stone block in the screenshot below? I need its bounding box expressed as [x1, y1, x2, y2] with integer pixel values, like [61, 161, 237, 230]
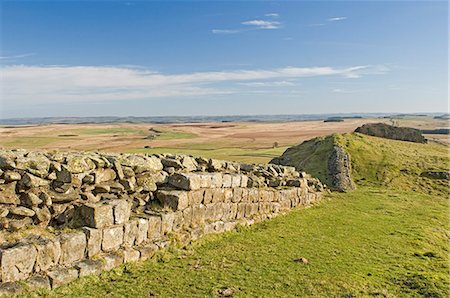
[25, 275, 51, 290]
[203, 188, 214, 204]
[147, 215, 162, 240]
[0, 243, 37, 282]
[82, 227, 103, 258]
[136, 172, 158, 192]
[172, 211, 184, 232]
[123, 219, 139, 247]
[103, 253, 123, 271]
[240, 175, 249, 187]
[122, 248, 140, 263]
[76, 203, 114, 228]
[156, 190, 189, 211]
[33, 237, 61, 272]
[160, 212, 174, 235]
[47, 266, 78, 288]
[231, 175, 241, 188]
[223, 221, 237, 232]
[0, 282, 22, 296]
[222, 174, 232, 188]
[211, 188, 225, 203]
[236, 203, 246, 219]
[136, 218, 149, 245]
[210, 173, 223, 188]
[59, 232, 86, 266]
[223, 189, 233, 203]
[137, 244, 158, 261]
[191, 205, 206, 227]
[94, 168, 116, 184]
[168, 173, 201, 190]
[109, 199, 131, 224]
[248, 188, 259, 203]
[188, 189, 204, 206]
[102, 225, 124, 252]
[75, 259, 103, 277]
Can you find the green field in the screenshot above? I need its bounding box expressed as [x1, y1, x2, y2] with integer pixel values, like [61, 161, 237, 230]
[19, 133, 450, 297]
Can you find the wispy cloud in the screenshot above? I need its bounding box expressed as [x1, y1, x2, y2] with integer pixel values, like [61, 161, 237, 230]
[265, 13, 279, 18]
[0, 53, 35, 60]
[1, 64, 387, 105]
[211, 29, 240, 34]
[242, 20, 281, 30]
[328, 17, 347, 22]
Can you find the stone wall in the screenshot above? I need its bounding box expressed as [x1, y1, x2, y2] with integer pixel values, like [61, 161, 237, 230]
[0, 149, 323, 293]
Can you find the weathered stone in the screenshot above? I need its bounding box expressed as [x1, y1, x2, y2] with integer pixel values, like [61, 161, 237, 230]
[94, 168, 116, 184]
[0, 182, 19, 204]
[161, 157, 183, 169]
[0, 154, 16, 170]
[103, 253, 123, 270]
[82, 227, 103, 258]
[181, 156, 198, 172]
[119, 178, 136, 191]
[188, 189, 204, 206]
[223, 189, 233, 203]
[40, 191, 52, 206]
[156, 190, 189, 211]
[102, 225, 124, 252]
[55, 166, 72, 183]
[3, 171, 21, 182]
[32, 237, 61, 272]
[191, 204, 206, 227]
[75, 203, 114, 228]
[147, 215, 162, 240]
[47, 266, 78, 288]
[8, 217, 33, 231]
[51, 180, 72, 193]
[0, 242, 37, 282]
[222, 174, 232, 188]
[203, 188, 214, 204]
[210, 173, 223, 188]
[211, 188, 225, 203]
[123, 219, 139, 247]
[231, 175, 241, 188]
[137, 244, 158, 261]
[168, 173, 201, 190]
[122, 248, 140, 263]
[33, 206, 50, 226]
[21, 192, 43, 207]
[160, 212, 174, 235]
[92, 184, 110, 195]
[136, 172, 158, 192]
[113, 160, 125, 180]
[208, 159, 225, 171]
[49, 189, 79, 203]
[108, 199, 130, 224]
[59, 232, 86, 265]
[25, 275, 51, 290]
[136, 218, 149, 245]
[172, 211, 184, 231]
[199, 173, 212, 188]
[240, 175, 249, 187]
[15, 153, 50, 178]
[0, 282, 22, 295]
[0, 206, 9, 218]
[10, 206, 35, 217]
[66, 156, 95, 174]
[75, 259, 103, 277]
[80, 192, 100, 203]
[17, 173, 49, 191]
[82, 174, 95, 184]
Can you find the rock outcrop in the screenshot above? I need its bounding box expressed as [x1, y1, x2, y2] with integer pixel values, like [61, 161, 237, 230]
[355, 123, 427, 143]
[327, 145, 356, 191]
[0, 149, 323, 293]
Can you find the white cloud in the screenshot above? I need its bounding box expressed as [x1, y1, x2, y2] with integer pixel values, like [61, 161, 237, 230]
[211, 29, 240, 34]
[1, 64, 386, 105]
[265, 13, 279, 18]
[239, 81, 296, 87]
[328, 17, 347, 22]
[308, 23, 326, 27]
[0, 53, 35, 60]
[242, 20, 281, 29]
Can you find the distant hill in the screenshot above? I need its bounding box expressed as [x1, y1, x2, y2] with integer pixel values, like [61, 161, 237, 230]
[355, 123, 427, 143]
[271, 133, 449, 194]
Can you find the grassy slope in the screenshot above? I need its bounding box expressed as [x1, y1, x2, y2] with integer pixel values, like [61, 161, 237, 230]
[20, 133, 450, 297]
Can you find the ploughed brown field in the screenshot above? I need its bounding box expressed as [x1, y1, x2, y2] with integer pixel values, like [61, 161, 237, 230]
[0, 117, 447, 164]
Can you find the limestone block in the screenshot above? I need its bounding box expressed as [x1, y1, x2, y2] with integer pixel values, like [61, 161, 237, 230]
[147, 215, 162, 241]
[199, 173, 212, 188]
[94, 168, 116, 184]
[182, 207, 193, 227]
[123, 219, 139, 247]
[160, 212, 174, 235]
[211, 188, 225, 203]
[0, 182, 19, 204]
[222, 174, 232, 188]
[136, 218, 149, 245]
[210, 173, 223, 188]
[76, 203, 114, 228]
[204, 204, 215, 222]
[59, 232, 86, 265]
[137, 244, 158, 261]
[172, 211, 184, 232]
[136, 172, 158, 192]
[231, 188, 243, 203]
[55, 166, 72, 183]
[0, 282, 23, 296]
[47, 266, 78, 288]
[214, 203, 225, 221]
[231, 175, 241, 188]
[33, 237, 61, 272]
[191, 204, 206, 227]
[25, 275, 51, 290]
[224, 221, 237, 232]
[168, 173, 201, 190]
[0, 243, 37, 282]
[248, 188, 259, 203]
[223, 189, 233, 203]
[102, 225, 124, 252]
[109, 199, 131, 224]
[203, 189, 214, 204]
[75, 259, 103, 277]
[10, 206, 35, 217]
[4, 171, 21, 182]
[188, 189, 204, 206]
[156, 190, 189, 211]
[82, 227, 103, 258]
[122, 248, 140, 263]
[103, 253, 123, 271]
[240, 175, 249, 188]
[224, 203, 238, 221]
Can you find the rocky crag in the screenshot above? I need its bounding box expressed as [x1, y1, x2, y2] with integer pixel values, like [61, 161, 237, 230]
[0, 149, 323, 293]
[355, 123, 427, 143]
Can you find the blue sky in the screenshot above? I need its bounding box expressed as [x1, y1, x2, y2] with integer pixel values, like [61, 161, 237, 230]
[0, 0, 447, 118]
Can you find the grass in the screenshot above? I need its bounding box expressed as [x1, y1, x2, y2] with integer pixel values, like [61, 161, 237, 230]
[1, 137, 61, 148]
[153, 130, 197, 140]
[27, 187, 449, 297]
[71, 127, 145, 136]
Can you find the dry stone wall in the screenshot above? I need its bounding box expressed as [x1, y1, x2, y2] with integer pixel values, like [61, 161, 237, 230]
[0, 149, 323, 293]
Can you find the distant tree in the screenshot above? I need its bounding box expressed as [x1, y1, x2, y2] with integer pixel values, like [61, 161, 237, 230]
[273, 142, 279, 148]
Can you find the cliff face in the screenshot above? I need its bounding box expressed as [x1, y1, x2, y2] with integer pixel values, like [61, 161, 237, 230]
[0, 149, 323, 291]
[354, 123, 427, 143]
